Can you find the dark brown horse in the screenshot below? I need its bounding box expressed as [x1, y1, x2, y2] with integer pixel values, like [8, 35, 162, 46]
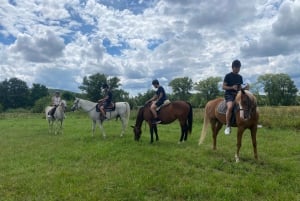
[198, 89, 259, 162]
[132, 101, 193, 143]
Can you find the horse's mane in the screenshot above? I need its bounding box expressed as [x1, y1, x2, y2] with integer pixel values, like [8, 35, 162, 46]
[137, 106, 145, 120]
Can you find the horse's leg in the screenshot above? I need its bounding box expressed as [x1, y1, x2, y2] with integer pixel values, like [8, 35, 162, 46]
[153, 125, 159, 141]
[54, 120, 58, 135]
[212, 122, 223, 149]
[179, 125, 186, 143]
[97, 120, 106, 138]
[211, 120, 220, 150]
[250, 126, 258, 160]
[149, 126, 154, 143]
[120, 116, 127, 137]
[235, 127, 245, 163]
[60, 120, 63, 134]
[183, 123, 189, 141]
[91, 120, 96, 137]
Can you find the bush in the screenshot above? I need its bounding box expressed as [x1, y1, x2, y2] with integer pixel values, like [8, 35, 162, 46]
[32, 96, 51, 113]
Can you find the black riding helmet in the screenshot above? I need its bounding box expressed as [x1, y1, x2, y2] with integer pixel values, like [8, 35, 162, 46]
[152, 79, 159, 85]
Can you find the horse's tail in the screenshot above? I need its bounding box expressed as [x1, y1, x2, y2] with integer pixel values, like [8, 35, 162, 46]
[124, 102, 131, 125]
[187, 102, 193, 134]
[199, 104, 209, 145]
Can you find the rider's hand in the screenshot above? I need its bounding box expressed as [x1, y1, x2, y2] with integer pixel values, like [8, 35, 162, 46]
[241, 83, 249, 90]
[232, 85, 238, 91]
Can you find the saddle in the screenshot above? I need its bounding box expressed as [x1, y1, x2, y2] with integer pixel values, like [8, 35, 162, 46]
[156, 100, 171, 111]
[216, 100, 239, 126]
[96, 102, 115, 112]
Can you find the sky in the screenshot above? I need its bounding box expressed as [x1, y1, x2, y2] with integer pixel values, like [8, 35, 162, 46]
[1, 0, 300, 97]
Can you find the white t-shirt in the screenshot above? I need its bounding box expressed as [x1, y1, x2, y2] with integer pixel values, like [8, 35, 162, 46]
[52, 96, 61, 106]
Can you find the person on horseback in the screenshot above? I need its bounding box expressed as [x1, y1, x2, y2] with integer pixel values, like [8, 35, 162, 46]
[98, 83, 112, 121]
[146, 79, 167, 124]
[222, 60, 249, 135]
[48, 91, 62, 118]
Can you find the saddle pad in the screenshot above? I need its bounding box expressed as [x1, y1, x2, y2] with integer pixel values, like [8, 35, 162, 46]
[217, 100, 227, 114]
[96, 104, 100, 112]
[156, 99, 171, 111]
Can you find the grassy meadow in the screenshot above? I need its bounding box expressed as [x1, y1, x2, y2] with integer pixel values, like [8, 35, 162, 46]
[0, 107, 299, 201]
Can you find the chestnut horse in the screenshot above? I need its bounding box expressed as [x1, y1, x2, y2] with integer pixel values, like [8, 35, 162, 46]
[132, 101, 193, 143]
[198, 89, 259, 162]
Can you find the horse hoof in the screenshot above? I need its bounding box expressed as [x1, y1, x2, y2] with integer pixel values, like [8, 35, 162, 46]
[235, 154, 240, 163]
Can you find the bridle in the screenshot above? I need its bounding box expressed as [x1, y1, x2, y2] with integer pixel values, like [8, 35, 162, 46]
[71, 99, 80, 111]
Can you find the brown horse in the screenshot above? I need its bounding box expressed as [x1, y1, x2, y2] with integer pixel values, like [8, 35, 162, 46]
[198, 89, 259, 162]
[132, 101, 193, 143]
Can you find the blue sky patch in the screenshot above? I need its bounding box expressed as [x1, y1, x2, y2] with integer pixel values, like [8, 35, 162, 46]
[147, 39, 164, 50]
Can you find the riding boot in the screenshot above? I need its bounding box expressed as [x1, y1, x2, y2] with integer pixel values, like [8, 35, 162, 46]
[100, 113, 107, 121]
[48, 108, 54, 118]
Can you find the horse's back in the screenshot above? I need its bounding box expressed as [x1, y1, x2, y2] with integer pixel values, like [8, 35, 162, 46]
[204, 98, 224, 119]
[159, 101, 191, 122]
[205, 98, 223, 110]
[114, 102, 130, 119]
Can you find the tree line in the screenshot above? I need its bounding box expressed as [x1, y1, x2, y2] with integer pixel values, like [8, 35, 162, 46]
[0, 73, 298, 113]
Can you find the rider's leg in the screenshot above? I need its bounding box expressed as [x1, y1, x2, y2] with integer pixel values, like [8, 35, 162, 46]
[225, 101, 233, 135]
[100, 106, 107, 120]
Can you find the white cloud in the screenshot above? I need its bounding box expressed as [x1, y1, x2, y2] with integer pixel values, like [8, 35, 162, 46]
[0, 0, 299, 96]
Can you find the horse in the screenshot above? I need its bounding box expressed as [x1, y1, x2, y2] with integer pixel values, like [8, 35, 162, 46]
[198, 89, 259, 162]
[132, 101, 193, 143]
[71, 98, 130, 138]
[45, 100, 67, 135]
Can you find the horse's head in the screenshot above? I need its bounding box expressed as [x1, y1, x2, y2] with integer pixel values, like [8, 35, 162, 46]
[131, 106, 146, 141]
[71, 98, 80, 111]
[60, 100, 67, 111]
[236, 89, 257, 120]
[131, 125, 142, 141]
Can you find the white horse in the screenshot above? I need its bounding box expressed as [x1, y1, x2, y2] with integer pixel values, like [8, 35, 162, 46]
[45, 100, 66, 135]
[71, 98, 130, 138]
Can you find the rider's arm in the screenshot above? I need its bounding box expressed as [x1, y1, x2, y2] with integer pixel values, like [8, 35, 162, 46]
[146, 94, 158, 103]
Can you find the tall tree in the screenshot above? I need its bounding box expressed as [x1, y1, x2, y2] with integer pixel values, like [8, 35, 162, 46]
[0, 78, 30, 109]
[168, 77, 193, 101]
[79, 73, 128, 102]
[0, 80, 9, 110]
[30, 83, 49, 106]
[258, 73, 298, 106]
[194, 76, 222, 103]
[79, 73, 108, 101]
[133, 89, 156, 107]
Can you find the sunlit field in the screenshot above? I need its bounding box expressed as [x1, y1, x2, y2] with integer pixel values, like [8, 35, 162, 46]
[0, 107, 299, 201]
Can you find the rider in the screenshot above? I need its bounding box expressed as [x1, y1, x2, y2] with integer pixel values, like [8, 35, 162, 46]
[98, 83, 112, 121]
[48, 91, 62, 118]
[222, 60, 249, 135]
[146, 79, 167, 124]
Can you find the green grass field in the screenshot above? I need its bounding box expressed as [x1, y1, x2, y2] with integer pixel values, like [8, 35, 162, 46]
[0, 109, 299, 201]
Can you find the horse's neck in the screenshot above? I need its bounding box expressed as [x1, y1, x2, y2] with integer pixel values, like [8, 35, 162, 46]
[135, 108, 145, 127]
[80, 99, 97, 112]
[54, 105, 64, 117]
